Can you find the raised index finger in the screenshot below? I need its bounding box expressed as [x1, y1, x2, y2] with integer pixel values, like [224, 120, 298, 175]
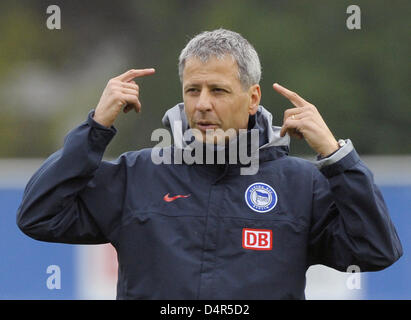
[273, 83, 308, 108]
[116, 68, 156, 82]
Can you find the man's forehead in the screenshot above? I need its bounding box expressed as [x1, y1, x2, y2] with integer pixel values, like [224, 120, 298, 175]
[183, 55, 240, 83]
[184, 55, 237, 71]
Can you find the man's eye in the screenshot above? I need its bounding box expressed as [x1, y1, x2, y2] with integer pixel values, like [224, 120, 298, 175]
[186, 88, 198, 93]
[213, 88, 225, 92]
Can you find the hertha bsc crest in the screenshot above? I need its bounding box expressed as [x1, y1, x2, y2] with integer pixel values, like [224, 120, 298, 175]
[245, 182, 277, 213]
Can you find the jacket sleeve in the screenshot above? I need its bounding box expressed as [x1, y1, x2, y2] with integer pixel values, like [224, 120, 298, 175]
[307, 140, 403, 272]
[16, 110, 125, 244]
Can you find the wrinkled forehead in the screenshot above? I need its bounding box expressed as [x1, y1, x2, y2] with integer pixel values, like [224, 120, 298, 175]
[182, 54, 241, 83]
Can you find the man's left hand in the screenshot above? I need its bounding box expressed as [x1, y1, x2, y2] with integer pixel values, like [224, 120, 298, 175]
[273, 83, 339, 158]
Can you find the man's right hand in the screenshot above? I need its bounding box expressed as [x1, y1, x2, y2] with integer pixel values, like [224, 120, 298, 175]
[93, 68, 156, 128]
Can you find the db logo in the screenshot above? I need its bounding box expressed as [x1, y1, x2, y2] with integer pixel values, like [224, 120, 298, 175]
[242, 228, 272, 250]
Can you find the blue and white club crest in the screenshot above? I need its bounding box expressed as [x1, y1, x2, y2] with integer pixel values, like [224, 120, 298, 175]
[245, 182, 278, 213]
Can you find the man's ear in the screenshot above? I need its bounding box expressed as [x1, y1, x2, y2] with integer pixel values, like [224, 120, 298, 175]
[248, 84, 261, 116]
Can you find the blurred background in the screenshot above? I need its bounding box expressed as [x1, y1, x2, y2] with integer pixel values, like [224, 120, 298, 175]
[0, 0, 409, 299]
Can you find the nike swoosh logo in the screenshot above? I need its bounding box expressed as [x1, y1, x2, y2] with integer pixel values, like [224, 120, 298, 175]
[163, 193, 191, 202]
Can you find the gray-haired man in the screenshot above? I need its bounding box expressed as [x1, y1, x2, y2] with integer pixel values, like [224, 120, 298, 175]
[17, 28, 402, 299]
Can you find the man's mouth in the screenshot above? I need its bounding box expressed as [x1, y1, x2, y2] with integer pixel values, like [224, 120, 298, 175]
[195, 121, 220, 132]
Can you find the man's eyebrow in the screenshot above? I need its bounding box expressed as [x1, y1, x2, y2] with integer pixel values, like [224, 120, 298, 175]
[209, 83, 231, 88]
[184, 82, 231, 89]
[183, 82, 200, 88]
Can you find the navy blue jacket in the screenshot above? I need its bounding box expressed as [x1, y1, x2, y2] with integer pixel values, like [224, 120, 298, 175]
[16, 104, 403, 299]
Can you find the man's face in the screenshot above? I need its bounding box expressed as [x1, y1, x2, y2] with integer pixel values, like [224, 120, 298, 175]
[182, 55, 261, 144]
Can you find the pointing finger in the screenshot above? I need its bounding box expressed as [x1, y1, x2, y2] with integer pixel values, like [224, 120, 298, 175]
[273, 83, 308, 108]
[116, 68, 156, 82]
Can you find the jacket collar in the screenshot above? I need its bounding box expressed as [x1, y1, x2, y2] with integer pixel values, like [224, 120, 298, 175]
[161, 103, 290, 165]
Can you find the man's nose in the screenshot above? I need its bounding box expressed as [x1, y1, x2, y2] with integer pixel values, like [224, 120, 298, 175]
[195, 90, 213, 112]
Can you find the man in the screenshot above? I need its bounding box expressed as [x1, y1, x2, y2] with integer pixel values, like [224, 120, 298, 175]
[17, 29, 402, 299]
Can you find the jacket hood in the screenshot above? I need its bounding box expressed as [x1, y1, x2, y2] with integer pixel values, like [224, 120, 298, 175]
[161, 102, 290, 151]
